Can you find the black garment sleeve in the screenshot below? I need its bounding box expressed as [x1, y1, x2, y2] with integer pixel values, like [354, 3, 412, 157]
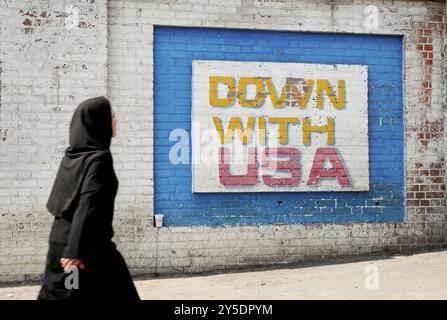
[62, 190, 103, 258]
[62, 154, 114, 259]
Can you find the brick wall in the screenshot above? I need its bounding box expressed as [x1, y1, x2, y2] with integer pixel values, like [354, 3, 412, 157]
[0, 0, 109, 281]
[0, 0, 446, 282]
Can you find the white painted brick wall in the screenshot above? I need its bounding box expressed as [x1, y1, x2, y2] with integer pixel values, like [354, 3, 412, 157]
[0, 0, 446, 283]
[0, 0, 109, 282]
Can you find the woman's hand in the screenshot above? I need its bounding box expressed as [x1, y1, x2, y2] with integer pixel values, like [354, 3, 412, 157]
[60, 258, 85, 273]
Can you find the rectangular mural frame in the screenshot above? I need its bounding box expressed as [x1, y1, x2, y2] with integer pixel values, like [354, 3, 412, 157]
[191, 60, 370, 193]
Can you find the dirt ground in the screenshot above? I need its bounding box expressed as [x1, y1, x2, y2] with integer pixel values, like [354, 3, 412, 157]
[1, 250, 446, 300]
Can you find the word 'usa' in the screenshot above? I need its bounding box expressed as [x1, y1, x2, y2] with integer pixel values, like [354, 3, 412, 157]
[219, 147, 351, 187]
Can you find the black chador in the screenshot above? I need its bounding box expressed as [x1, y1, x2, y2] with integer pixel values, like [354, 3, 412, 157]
[37, 96, 140, 300]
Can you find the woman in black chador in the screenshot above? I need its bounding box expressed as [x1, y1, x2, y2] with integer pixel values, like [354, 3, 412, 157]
[37, 96, 140, 300]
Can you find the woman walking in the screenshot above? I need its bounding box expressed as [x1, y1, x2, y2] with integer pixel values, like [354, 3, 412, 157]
[37, 96, 140, 300]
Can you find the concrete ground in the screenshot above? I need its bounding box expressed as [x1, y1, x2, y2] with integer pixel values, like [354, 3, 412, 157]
[0, 250, 446, 300]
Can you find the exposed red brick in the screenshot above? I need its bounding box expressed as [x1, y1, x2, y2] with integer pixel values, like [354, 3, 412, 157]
[429, 163, 443, 169]
[407, 200, 420, 207]
[430, 177, 444, 183]
[426, 192, 444, 198]
[415, 192, 426, 199]
[429, 170, 440, 176]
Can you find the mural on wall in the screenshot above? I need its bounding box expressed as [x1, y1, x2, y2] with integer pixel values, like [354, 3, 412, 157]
[154, 26, 404, 225]
[192, 60, 369, 193]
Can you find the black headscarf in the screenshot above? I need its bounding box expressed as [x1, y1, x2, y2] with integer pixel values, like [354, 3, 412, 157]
[46, 96, 113, 218]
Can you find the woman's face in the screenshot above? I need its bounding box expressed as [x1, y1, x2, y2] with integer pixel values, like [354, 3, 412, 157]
[111, 110, 117, 138]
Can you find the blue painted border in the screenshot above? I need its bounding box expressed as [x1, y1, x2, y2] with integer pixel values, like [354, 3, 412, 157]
[154, 26, 404, 226]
